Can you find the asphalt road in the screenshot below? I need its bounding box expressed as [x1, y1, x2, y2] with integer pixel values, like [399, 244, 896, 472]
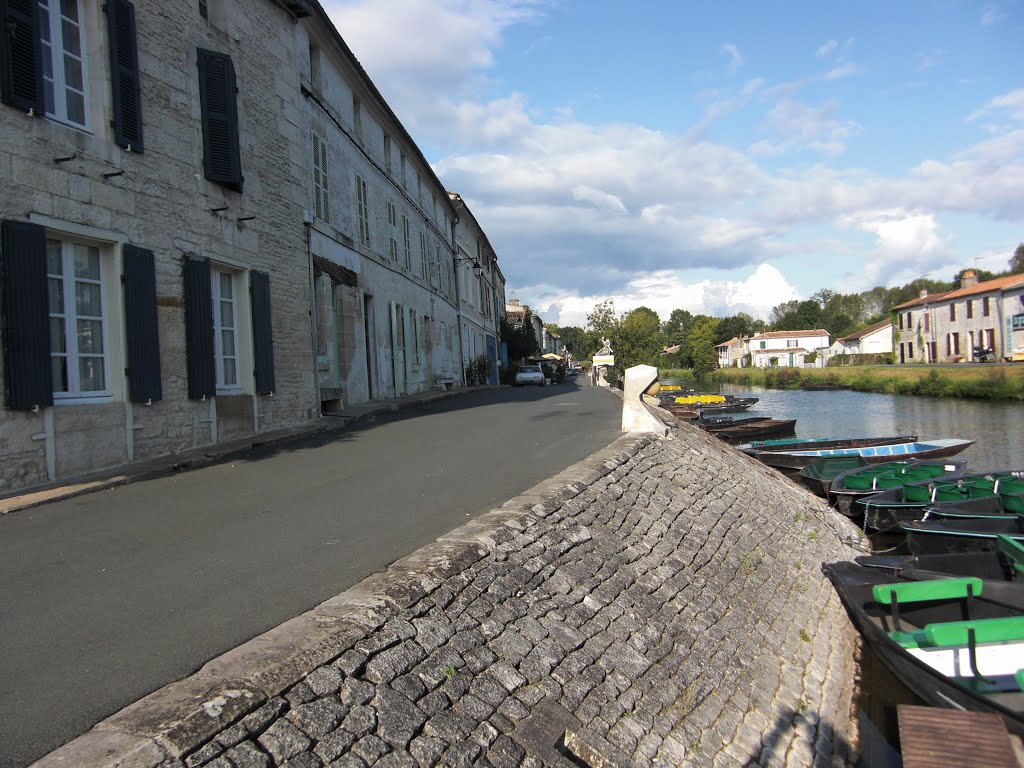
[0, 381, 621, 768]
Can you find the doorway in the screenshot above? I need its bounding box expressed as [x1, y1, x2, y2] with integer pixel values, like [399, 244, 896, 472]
[363, 293, 375, 399]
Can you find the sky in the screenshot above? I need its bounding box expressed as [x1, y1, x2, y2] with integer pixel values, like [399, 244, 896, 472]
[321, 0, 1024, 328]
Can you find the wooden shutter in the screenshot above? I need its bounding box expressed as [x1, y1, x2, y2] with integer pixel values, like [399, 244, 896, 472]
[123, 244, 161, 402]
[106, 0, 144, 151]
[183, 256, 214, 399]
[0, 0, 43, 113]
[249, 270, 275, 395]
[1, 219, 52, 410]
[197, 48, 242, 189]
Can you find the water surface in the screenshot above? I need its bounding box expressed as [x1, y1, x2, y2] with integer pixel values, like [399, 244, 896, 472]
[719, 384, 1023, 472]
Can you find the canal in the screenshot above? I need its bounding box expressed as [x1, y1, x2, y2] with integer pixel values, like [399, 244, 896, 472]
[719, 384, 1024, 472]
[719, 384, 1023, 761]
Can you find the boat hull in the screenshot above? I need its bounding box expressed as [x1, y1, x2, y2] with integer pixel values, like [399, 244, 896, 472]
[756, 438, 974, 472]
[823, 561, 1024, 737]
[901, 518, 1024, 556]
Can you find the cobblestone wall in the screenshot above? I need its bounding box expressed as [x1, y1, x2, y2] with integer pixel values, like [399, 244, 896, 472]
[41, 425, 864, 768]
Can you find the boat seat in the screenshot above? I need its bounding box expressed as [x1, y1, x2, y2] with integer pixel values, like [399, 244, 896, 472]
[872, 576, 983, 606]
[1017, 670, 1024, 692]
[996, 534, 1024, 578]
[924, 616, 1024, 647]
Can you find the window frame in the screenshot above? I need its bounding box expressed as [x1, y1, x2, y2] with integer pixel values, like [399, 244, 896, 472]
[211, 265, 242, 393]
[356, 174, 370, 247]
[311, 130, 331, 224]
[38, 0, 90, 129]
[402, 214, 411, 270]
[386, 200, 398, 261]
[46, 236, 113, 403]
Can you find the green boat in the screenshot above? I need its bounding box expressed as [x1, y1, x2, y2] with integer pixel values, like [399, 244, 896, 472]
[829, 460, 967, 516]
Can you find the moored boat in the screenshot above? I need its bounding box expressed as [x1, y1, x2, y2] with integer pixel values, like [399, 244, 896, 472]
[737, 434, 918, 457]
[822, 560, 1024, 737]
[754, 437, 974, 473]
[697, 415, 771, 430]
[900, 518, 1024, 556]
[855, 534, 1024, 582]
[830, 460, 966, 517]
[709, 419, 797, 441]
[860, 471, 1024, 531]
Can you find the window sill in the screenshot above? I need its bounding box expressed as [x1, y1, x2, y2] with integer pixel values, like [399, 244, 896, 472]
[53, 393, 114, 406]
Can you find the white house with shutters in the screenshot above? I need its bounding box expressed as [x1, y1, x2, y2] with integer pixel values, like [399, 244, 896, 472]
[746, 330, 831, 368]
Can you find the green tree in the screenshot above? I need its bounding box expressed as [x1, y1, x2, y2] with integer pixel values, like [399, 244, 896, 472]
[686, 315, 720, 376]
[586, 299, 618, 338]
[1009, 243, 1024, 274]
[952, 267, 997, 285]
[555, 326, 595, 361]
[613, 307, 663, 371]
[500, 310, 538, 361]
[714, 313, 757, 344]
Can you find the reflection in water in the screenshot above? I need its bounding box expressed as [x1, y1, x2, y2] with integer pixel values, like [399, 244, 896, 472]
[719, 385, 1024, 472]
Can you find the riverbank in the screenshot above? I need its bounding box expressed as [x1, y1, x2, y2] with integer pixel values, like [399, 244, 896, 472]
[705, 364, 1024, 401]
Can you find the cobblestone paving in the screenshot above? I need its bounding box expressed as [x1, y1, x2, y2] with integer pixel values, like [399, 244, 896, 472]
[48, 425, 865, 768]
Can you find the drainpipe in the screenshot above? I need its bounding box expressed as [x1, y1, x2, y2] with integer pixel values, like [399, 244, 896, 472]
[450, 208, 467, 387]
[304, 214, 322, 416]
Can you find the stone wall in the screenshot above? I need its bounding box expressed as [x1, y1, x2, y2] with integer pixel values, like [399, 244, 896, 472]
[38, 424, 864, 768]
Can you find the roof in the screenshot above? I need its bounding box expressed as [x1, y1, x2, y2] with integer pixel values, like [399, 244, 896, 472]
[838, 318, 891, 342]
[752, 347, 811, 354]
[714, 337, 740, 349]
[892, 274, 1024, 310]
[750, 329, 829, 340]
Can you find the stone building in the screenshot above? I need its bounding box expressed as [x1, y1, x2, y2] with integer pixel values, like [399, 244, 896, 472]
[0, 0, 503, 493]
[450, 193, 504, 385]
[303, 7, 462, 403]
[0, 0, 317, 492]
[892, 270, 1024, 364]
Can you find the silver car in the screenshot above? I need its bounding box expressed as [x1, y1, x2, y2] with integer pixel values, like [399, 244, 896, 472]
[514, 364, 545, 386]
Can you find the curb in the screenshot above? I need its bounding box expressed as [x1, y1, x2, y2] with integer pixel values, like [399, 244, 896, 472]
[31, 430, 655, 768]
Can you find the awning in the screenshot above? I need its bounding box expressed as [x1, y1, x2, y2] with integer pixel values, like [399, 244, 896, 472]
[541, 353, 564, 361]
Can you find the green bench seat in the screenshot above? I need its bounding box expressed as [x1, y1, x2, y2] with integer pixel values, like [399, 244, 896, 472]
[872, 576, 983, 606]
[889, 616, 1024, 649]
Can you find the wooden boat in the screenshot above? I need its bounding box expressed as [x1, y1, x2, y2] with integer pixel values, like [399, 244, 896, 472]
[855, 535, 1024, 582]
[753, 437, 974, 473]
[710, 419, 797, 441]
[697, 415, 771, 430]
[923, 495, 1024, 522]
[737, 434, 918, 460]
[798, 456, 871, 496]
[822, 560, 1024, 737]
[859, 471, 1024, 531]
[829, 460, 966, 517]
[900, 518, 1024, 556]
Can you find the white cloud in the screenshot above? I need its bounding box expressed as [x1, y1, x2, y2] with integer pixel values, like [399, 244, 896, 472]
[981, 4, 1005, 26]
[721, 43, 743, 74]
[816, 40, 838, 58]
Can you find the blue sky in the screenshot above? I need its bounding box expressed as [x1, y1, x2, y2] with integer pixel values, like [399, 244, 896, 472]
[323, 0, 1024, 327]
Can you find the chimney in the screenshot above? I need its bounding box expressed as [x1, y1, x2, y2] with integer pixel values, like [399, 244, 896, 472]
[919, 289, 928, 299]
[960, 269, 978, 288]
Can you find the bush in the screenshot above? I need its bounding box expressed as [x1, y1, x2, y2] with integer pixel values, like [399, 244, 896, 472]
[554, 363, 566, 383]
[501, 361, 521, 385]
[475, 354, 493, 385]
[465, 358, 479, 386]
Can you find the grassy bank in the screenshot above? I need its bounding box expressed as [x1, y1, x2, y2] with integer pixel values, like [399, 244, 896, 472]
[702, 365, 1024, 401]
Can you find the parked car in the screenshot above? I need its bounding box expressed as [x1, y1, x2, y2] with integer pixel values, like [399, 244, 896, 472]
[514, 365, 545, 386]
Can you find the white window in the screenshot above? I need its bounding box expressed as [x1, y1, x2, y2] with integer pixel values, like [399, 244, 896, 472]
[312, 131, 330, 224]
[420, 231, 428, 280]
[212, 268, 240, 391]
[356, 174, 370, 247]
[387, 201, 398, 261]
[39, 0, 89, 128]
[402, 215, 412, 270]
[47, 238, 108, 398]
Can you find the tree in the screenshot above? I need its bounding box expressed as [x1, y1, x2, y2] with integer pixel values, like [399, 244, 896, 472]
[1010, 243, 1024, 274]
[613, 307, 663, 371]
[714, 313, 757, 345]
[500, 310, 538, 362]
[555, 326, 595, 361]
[685, 315, 720, 376]
[952, 267, 997, 285]
[586, 299, 618, 338]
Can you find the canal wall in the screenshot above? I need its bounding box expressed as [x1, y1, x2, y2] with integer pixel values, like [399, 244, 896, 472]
[35, 421, 867, 768]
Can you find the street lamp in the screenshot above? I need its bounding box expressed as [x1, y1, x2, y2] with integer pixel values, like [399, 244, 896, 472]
[455, 255, 483, 277]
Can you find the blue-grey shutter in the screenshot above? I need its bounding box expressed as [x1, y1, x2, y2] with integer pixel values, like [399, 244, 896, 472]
[1, 219, 52, 410]
[106, 0, 143, 151]
[183, 256, 214, 399]
[250, 270, 275, 395]
[123, 245, 161, 402]
[0, 0, 43, 113]
[197, 48, 242, 189]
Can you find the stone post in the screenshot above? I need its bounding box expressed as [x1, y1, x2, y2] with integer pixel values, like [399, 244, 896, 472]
[621, 365, 669, 436]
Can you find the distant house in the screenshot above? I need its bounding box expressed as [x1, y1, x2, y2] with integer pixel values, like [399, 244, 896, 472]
[746, 330, 830, 368]
[830, 320, 893, 357]
[714, 337, 746, 368]
[892, 270, 1024, 364]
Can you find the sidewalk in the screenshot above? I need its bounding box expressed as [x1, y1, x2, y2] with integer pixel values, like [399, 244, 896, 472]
[0, 385, 496, 516]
